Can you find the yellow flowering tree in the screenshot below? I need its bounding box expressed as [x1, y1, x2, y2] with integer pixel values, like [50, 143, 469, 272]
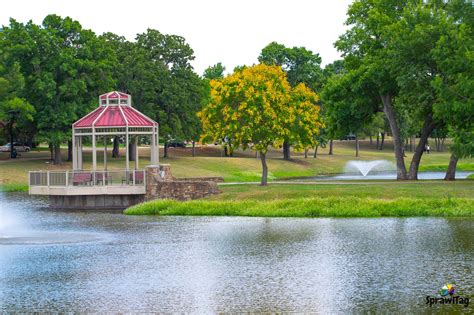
[199, 64, 322, 185]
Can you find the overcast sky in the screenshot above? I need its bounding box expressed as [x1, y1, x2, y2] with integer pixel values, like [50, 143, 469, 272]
[1, 0, 353, 75]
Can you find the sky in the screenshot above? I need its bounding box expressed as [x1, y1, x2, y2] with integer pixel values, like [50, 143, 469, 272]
[1, 0, 353, 75]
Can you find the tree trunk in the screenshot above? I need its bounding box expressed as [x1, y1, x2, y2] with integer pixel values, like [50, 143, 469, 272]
[328, 140, 334, 155]
[355, 136, 360, 157]
[67, 140, 72, 162]
[163, 142, 168, 158]
[381, 94, 407, 179]
[112, 136, 120, 158]
[129, 140, 136, 161]
[53, 143, 62, 165]
[369, 135, 373, 145]
[379, 133, 385, 150]
[304, 148, 308, 158]
[8, 120, 14, 159]
[260, 151, 268, 186]
[224, 145, 228, 157]
[255, 150, 258, 158]
[49, 143, 54, 160]
[283, 140, 291, 160]
[313, 145, 319, 158]
[376, 134, 380, 149]
[192, 141, 196, 157]
[407, 114, 436, 180]
[444, 154, 458, 181]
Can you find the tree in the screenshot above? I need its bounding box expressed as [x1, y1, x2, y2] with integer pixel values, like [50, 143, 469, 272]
[321, 60, 347, 156]
[199, 64, 322, 185]
[0, 61, 35, 157]
[322, 69, 378, 157]
[203, 62, 225, 80]
[103, 29, 205, 159]
[335, 0, 469, 179]
[1, 15, 115, 164]
[259, 42, 323, 160]
[431, 1, 474, 180]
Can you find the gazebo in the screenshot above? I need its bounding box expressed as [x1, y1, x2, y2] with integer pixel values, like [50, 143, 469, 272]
[72, 91, 159, 171]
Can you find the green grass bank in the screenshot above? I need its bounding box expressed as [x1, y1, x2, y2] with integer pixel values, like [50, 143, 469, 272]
[125, 196, 474, 218]
[0, 183, 29, 192]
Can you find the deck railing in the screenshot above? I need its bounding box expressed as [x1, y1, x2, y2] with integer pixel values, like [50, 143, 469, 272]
[29, 170, 146, 187]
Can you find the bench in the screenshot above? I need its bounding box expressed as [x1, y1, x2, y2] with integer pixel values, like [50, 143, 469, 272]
[72, 173, 92, 186]
[122, 171, 144, 185]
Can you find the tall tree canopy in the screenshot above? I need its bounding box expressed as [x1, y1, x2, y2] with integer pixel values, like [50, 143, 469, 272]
[334, 0, 473, 179]
[199, 64, 322, 185]
[0, 15, 116, 163]
[102, 29, 206, 155]
[259, 41, 323, 159]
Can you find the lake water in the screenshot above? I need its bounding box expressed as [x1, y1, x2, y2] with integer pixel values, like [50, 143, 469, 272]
[0, 193, 472, 313]
[312, 171, 473, 181]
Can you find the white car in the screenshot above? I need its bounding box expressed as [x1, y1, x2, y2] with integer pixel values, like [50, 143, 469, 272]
[0, 142, 31, 152]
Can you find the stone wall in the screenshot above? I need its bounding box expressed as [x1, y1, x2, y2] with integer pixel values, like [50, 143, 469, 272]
[145, 164, 221, 201]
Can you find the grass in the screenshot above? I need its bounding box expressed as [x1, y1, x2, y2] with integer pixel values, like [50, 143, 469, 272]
[212, 181, 474, 200]
[124, 196, 474, 217]
[1, 138, 472, 184]
[125, 181, 474, 217]
[468, 174, 474, 180]
[0, 183, 29, 192]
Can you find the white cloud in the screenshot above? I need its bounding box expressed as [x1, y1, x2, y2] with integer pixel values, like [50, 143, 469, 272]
[1, 0, 352, 75]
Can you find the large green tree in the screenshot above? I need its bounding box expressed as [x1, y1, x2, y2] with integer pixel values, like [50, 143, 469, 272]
[431, 0, 474, 179]
[259, 42, 323, 160]
[335, 0, 472, 179]
[1, 15, 116, 163]
[103, 29, 206, 159]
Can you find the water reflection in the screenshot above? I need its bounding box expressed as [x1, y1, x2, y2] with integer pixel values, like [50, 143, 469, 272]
[0, 193, 472, 313]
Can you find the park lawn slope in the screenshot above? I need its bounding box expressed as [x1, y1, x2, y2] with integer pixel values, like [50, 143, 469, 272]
[125, 197, 474, 217]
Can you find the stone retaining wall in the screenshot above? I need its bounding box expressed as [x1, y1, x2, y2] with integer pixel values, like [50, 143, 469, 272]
[145, 164, 221, 201]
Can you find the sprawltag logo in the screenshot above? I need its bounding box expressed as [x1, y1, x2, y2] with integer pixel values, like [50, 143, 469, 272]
[426, 283, 470, 308]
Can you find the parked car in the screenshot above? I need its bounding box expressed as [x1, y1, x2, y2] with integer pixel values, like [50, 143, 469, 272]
[0, 142, 31, 152]
[167, 139, 186, 148]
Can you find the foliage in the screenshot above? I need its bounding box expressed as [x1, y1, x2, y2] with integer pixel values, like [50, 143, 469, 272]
[199, 64, 292, 152]
[199, 64, 322, 184]
[125, 196, 474, 217]
[203, 62, 225, 80]
[0, 183, 28, 192]
[431, 0, 474, 160]
[103, 29, 206, 142]
[0, 15, 116, 162]
[0, 60, 35, 129]
[333, 0, 474, 178]
[258, 42, 323, 91]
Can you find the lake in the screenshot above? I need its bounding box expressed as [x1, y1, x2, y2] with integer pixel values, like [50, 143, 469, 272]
[0, 192, 472, 313]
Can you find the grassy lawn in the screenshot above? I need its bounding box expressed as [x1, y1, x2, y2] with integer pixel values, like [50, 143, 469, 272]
[1, 139, 472, 185]
[125, 181, 474, 217]
[213, 181, 474, 200]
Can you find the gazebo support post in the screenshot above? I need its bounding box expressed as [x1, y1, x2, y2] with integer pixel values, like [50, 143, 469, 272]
[125, 132, 129, 172]
[78, 137, 83, 170]
[134, 136, 139, 170]
[72, 129, 77, 170]
[104, 136, 107, 170]
[92, 131, 97, 171]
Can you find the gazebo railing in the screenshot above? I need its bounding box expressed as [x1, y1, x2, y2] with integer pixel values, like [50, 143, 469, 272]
[29, 170, 145, 187]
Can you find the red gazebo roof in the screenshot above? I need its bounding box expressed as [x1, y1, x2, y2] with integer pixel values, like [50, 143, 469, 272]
[73, 91, 156, 128]
[100, 91, 129, 99]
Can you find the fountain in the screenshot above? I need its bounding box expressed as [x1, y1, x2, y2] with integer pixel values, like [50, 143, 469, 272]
[344, 160, 395, 177]
[0, 193, 104, 245]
